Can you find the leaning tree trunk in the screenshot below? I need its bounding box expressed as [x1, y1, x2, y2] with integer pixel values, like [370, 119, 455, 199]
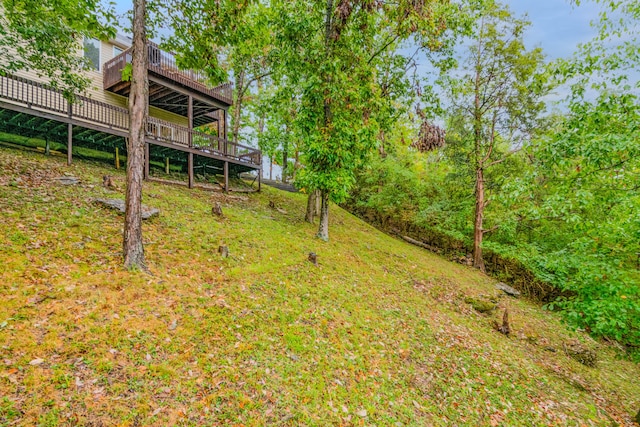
[123, 0, 148, 270]
[305, 190, 317, 223]
[317, 190, 330, 241]
[473, 167, 485, 272]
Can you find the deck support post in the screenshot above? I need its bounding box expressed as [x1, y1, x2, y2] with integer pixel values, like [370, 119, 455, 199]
[144, 143, 150, 180]
[165, 157, 169, 175]
[67, 102, 73, 165]
[223, 109, 228, 141]
[67, 123, 72, 165]
[187, 95, 194, 189]
[224, 161, 229, 193]
[44, 137, 50, 156]
[115, 147, 120, 169]
[188, 153, 194, 189]
[258, 168, 262, 192]
[187, 95, 193, 146]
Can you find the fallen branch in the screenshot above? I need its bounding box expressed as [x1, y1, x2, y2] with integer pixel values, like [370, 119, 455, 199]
[401, 236, 441, 253]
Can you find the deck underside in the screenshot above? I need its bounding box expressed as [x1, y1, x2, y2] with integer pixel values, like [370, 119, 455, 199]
[0, 107, 259, 178]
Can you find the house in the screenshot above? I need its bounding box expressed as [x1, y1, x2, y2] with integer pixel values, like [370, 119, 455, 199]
[0, 34, 262, 191]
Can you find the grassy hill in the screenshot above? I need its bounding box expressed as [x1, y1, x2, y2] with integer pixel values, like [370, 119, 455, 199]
[0, 145, 639, 426]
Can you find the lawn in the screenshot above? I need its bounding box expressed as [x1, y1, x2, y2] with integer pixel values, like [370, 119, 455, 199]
[0, 145, 638, 426]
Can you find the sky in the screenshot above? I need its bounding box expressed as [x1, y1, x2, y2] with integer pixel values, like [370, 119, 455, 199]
[508, 0, 599, 59]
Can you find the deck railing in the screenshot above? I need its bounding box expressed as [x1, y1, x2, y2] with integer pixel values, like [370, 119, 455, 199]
[103, 42, 233, 105]
[0, 73, 260, 166]
[0, 73, 70, 116]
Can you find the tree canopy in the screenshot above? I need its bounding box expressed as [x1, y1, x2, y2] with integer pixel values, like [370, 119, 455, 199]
[0, 0, 116, 97]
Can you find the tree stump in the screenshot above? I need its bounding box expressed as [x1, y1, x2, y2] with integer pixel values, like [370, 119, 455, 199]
[494, 308, 510, 336]
[212, 202, 223, 217]
[218, 245, 229, 258]
[103, 175, 115, 189]
[308, 252, 318, 266]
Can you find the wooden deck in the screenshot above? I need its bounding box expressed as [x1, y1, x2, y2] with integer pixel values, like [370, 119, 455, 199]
[103, 42, 232, 130]
[104, 42, 233, 106]
[0, 73, 261, 186]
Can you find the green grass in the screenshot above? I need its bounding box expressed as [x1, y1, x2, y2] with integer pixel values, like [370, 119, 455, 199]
[0, 145, 639, 426]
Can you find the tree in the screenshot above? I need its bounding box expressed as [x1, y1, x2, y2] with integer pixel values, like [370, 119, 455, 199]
[271, 0, 462, 240]
[226, 3, 272, 146]
[0, 0, 116, 98]
[513, 0, 640, 346]
[439, 2, 547, 271]
[162, 0, 253, 86]
[123, 0, 149, 270]
[120, 0, 254, 270]
[253, 81, 299, 184]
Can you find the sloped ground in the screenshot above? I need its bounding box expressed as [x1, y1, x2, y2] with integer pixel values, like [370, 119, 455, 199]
[0, 146, 638, 426]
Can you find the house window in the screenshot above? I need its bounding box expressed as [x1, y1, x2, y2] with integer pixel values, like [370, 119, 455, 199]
[83, 38, 101, 71]
[113, 46, 123, 58]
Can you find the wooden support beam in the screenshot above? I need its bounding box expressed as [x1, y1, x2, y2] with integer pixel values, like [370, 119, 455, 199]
[67, 102, 73, 165]
[165, 157, 170, 174]
[148, 83, 170, 97]
[144, 143, 150, 179]
[223, 109, 228, 140]
[115, 147, 120, 169]
[148, 76, 228, 110]
[187, 94, 194, 189]
[258, 168, 261, 192]
[163, 91, 187, 105]
[67, 123, 72, 165]
[224, 161, 229, 193]
[188, 152, 194, 188]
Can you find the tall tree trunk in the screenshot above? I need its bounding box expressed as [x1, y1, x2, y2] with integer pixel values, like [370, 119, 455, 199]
[314, 189, 321, 216]
[123, 0, 148, 270]
[313, 0, 333, 239]
[378, 130, 386, 157]
[305, 191, 317, 223]
[282, 141, 288, 183]
[293, 149, 299, 180]
[473, 167, 485, 272]
[472, 24, 484, 272]
[232, 69, 245, 145]
[317, 190, 329, 241]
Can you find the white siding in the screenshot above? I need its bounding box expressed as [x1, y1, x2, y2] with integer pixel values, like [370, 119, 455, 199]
[10, 39, 188, 128]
